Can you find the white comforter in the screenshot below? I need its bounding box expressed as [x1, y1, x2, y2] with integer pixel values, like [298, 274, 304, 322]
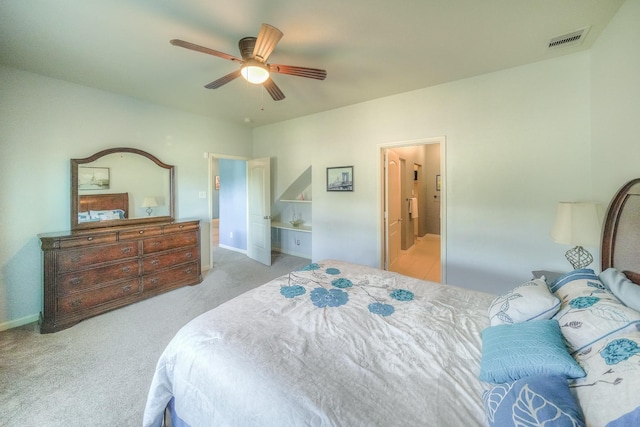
[143, 260, 495, 427]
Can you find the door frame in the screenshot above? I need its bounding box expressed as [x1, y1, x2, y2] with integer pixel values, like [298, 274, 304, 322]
[207, 152, 251, 270]
[377, 136, 447, 283]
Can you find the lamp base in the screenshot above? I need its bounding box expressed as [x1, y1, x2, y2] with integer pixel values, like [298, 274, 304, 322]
[565, 246, 593, 270]
[146, 207, 153, 216]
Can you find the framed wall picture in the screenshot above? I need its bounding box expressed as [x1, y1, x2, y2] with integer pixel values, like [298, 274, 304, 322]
[78, 167, 110, 190]
[327, 166, 354, 191]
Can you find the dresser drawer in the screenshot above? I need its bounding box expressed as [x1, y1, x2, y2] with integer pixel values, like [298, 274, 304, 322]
[57, 278, 141, 313]
[57, 242, 139, 272]
[164, 222, 199, 234]
[58, 233, 118, 249]
[143, 262, 199, 291]
[142, 247, 200, 273]
[119, 226, 163, 241]
[58, 260, 140, 295]
[143, 230, 198, 254]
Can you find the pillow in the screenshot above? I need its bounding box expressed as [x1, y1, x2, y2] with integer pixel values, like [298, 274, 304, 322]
[483, 375, 585, 427]
[89, 209, 125, 220]
[572, 331, 640, 427]
[600, 268, 640, 312]
[488, 278, 561, 326]
[550, 269, 640, 353]
[78, 211, 93, 222]
[479, 320, 585, 383]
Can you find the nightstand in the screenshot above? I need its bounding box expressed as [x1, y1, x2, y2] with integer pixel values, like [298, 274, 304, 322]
[531, 270, 565, 284]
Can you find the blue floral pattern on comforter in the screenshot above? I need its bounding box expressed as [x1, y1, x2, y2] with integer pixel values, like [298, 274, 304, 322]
[283, 263, 415, 316]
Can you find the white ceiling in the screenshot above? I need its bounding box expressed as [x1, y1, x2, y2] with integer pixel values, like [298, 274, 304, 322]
[0, 0, 625, 127]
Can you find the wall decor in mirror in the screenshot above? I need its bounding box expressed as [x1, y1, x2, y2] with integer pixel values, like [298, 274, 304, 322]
[71, 147, 175, 230]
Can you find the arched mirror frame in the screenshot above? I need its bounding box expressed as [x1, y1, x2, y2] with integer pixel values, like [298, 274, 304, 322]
[71, 147, 175, 230]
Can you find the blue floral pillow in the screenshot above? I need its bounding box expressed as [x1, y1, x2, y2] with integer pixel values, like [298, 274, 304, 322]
[479, 320, 585, 383]
[483, 375, 585, 427]
[550, 269, 640, 353]
[572, 331, 640, 427]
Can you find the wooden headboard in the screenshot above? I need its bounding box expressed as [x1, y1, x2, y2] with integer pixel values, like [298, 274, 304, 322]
[79, 192, 129, 218]
[601, 178, 640, 285]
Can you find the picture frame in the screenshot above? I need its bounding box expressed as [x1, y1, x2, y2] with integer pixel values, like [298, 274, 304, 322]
[436, 174, 441, 191]
[327, 166, 354, 192]
[78, 167, 110, 190]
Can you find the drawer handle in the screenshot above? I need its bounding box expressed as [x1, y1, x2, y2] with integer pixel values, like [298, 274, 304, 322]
[150, 278, 159, 284]
[150, 259, 160, 266]
[69, 277, 83, 286]
[185, 252, 192, 259]
[121, 284, 132, 293]
[139, 230, 145, 234]
[122, 266, 131, 273]
[150, 241, 161, 247]
[121, 247, 132, 254]
[185, 268, 193, 274]
[87, 237, 93, 241]
[70, 299, 82, 309]
[179, 225, 184, 229]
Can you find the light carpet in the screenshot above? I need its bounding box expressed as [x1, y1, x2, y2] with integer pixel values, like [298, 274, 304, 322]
[0, 248, 309, 427]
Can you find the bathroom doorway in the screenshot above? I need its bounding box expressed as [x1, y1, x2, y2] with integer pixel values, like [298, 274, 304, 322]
[380, 137, 445, 283]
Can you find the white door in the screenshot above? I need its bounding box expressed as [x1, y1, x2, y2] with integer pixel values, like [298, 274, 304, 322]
[247, 157, 271, 266]
[385, 149, 402, 271]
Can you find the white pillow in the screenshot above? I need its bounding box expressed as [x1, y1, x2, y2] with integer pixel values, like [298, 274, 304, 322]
[488, 278, 561, 326]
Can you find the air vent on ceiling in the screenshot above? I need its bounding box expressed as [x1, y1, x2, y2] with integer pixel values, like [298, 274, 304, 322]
[548, 26, 590, 49]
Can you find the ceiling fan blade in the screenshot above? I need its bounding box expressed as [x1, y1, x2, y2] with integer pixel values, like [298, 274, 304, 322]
[263, 78, 285, 101]
[252, 24, 283, 63]
[170, 39, 242, 63]
[268, 64, 327, 80]
[204, 70, 242, 89]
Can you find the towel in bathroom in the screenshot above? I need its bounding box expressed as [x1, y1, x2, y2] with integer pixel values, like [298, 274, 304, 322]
[409, 197, 418, 218]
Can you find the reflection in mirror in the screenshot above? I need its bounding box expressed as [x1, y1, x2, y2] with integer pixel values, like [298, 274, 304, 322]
[71, 148, 175, 230]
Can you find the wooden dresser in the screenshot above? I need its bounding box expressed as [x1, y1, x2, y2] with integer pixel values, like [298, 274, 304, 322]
[39, 219, 202, 333]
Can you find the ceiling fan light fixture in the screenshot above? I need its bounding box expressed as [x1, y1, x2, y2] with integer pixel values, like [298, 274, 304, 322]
[241, 60, 269, 84]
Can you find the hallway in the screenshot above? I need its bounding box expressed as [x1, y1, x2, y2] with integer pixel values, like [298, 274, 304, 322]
[394, 234, 441, 283]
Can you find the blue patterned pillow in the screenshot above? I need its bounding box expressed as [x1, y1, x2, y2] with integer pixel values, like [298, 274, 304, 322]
[483, 375, 585, 427]
[572, 331, 640, 427]
[479, 320, 585, 383]
[550, 269, 640, 353]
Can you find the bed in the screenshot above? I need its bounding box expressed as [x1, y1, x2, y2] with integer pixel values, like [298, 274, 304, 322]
[143, 178, 640, 427]
[77, 192, 128, 222]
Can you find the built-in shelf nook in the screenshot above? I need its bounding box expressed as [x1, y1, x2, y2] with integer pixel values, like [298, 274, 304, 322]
[271, 166, 312, 257]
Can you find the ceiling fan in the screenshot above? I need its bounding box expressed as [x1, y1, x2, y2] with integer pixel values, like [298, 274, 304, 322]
[170, 23, 327, 101]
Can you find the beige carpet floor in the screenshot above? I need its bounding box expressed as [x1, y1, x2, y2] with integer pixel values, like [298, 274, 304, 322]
[0, 248, 309, 427]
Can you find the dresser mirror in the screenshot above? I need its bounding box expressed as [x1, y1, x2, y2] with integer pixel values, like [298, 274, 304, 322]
[71, 147, 175, 230]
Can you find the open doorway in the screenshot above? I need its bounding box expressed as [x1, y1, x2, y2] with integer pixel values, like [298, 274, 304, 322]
[379, 137, 446, 283]
[207, 153, 273, 269]
[207, 153, 250, 270]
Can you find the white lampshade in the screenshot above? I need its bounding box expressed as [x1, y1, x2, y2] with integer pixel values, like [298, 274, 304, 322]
[551, 202, 601, 246]
[142, 197, 158, 208]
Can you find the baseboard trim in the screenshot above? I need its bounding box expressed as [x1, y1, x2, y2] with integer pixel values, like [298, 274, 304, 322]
[272, 247, 311, 259]
[218, 244, 247, 255]
[0, 313, 39, 332]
